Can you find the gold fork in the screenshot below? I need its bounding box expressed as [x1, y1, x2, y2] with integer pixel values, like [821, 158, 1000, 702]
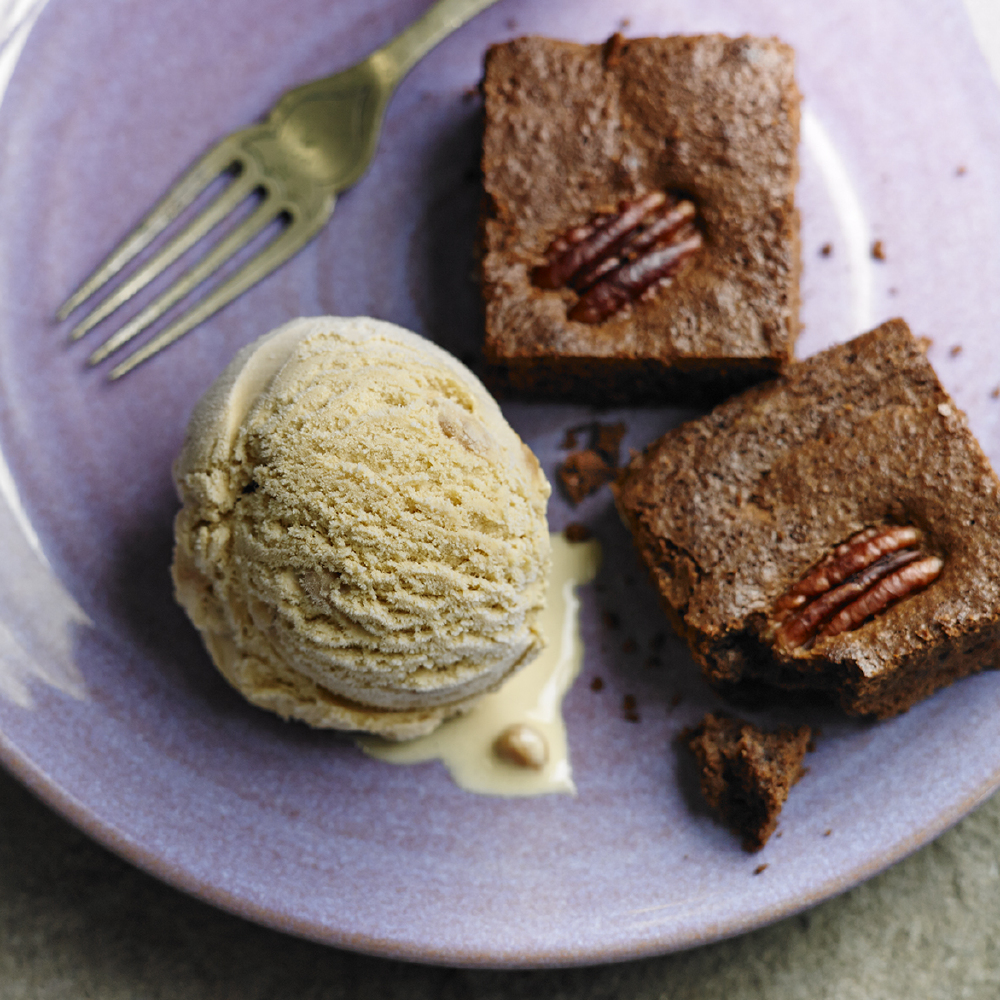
[56, 0, 500, 379]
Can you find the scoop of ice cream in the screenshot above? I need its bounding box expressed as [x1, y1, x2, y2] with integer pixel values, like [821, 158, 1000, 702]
[172, 317, 551, 739]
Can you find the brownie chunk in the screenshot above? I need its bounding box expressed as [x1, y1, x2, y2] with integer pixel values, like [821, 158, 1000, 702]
[556, 420, 626, 503]
[557, 448, 615, 504]
[479, 34, 801, 405]
[614, 319, 1000, 718]
[684, 713, 810, 851]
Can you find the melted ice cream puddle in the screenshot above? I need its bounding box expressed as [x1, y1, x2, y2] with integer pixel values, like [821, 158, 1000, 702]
[358, 532, 600, 796]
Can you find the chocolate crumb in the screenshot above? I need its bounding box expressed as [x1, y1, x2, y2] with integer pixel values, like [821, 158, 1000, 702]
[950, 345, 963, 357]
[753, 864, 768, 875]
[556, 421, 627, 503]
[623, 694, 637, 711]
[560, 427, 579, 450]
[992, 387, 1000, 400]
[956, 165, 967, 176]
[684, 714, 810, 850]
[624, 711, 641, 723]
[505, 17, 517, 29]
[622, 638, 638, 654]
[619, 17, 631, 28]
[871, 239, 886, 261]
[590, 676, 604, 692]
[594, 422, 626, 466]
[824, 829, 833, 837]
[557, 449, 615, 503]
[604, 32, 627, 68]
[819, 242, 833, 257]
[601, 611, 620, 630]
[564, 523, 592, 543]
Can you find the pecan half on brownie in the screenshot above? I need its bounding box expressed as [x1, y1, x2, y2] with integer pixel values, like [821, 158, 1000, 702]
[613, 319, 1000, 719]
[532, 191, 702, 324]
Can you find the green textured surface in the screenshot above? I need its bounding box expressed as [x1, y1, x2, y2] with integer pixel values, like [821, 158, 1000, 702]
[0, 763, 997, 998]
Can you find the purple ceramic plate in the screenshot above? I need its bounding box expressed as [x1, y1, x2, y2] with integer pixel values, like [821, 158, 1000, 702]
[1, 0, 999, 969]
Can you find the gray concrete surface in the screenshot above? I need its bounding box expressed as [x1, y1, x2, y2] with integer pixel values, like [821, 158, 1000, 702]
[0, 764, 997, 998]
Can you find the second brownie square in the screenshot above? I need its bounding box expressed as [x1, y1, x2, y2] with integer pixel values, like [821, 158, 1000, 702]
[613, 320, 1000, 718]
[479, 33, 801, 405]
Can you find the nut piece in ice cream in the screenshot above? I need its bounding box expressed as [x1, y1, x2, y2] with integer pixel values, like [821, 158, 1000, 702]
[172, 316, 551, 740]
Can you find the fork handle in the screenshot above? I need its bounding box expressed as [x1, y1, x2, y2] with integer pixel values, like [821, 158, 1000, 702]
[376, 0, 501, 81]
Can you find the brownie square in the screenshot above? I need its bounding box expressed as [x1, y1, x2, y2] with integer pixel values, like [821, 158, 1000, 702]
[613, 319, 1000, 718]
[479, 33, 801, 405]
[684, 713, 811, 851]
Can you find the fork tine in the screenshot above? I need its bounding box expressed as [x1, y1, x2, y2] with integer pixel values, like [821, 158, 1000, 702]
[55, 138, 243, 321]
[87, 196, 285, 367]
[68, 165, 262, 342]
[106, 206, 333, 380]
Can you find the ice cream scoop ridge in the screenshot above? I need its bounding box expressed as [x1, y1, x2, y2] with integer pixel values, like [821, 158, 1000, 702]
[172, 317, 551, 739]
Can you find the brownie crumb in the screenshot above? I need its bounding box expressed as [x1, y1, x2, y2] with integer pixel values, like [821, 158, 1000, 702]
[602, 611, 620, 630]
[753, 864, 768, 875]
[505, 17, 517, 30]
[590, 676, 604, 692]
[623, 694, 640, 722]
[950, 345, 963, 357]
[819, 242, 833, 257]
[560, 428, 579, 450]
[888, 287, 898, 296]
[594, 422, 627, 465]
[564, 523, 593, 543]
[824, 829, 832, 837]
[683, 713, 811, 852]
[558, 449, 615, 503]
[556, 421, 628, 503]
[992, 387, 1000, 399]
[604, 31, 627, 68]
[956, 165, 967, 176]
[871, 239, 886, 261]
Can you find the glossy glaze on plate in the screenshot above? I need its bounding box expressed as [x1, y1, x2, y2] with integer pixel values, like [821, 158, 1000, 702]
[0, 0, 999, 968]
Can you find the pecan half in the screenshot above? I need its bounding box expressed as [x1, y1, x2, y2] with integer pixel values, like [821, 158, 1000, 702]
[533, 192, 702, 323]
[769, 526, 943, 653]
